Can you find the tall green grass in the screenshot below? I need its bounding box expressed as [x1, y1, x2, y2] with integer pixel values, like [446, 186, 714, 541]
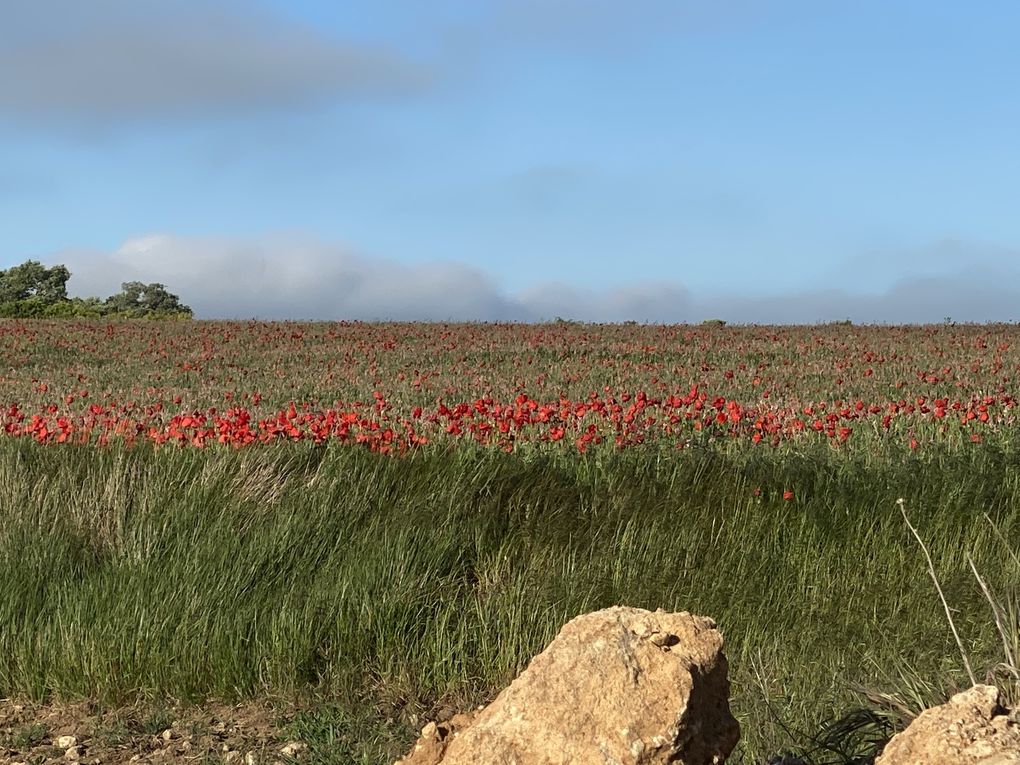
[1, 440, 1018, 762]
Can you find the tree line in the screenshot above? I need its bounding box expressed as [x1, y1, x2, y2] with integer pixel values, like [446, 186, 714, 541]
[0, 261, 192, 319]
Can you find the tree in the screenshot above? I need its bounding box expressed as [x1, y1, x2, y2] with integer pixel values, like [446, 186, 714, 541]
[0, 261, 70, 304]
[0, 260, 192, 319]
[104, 281, 192, 318]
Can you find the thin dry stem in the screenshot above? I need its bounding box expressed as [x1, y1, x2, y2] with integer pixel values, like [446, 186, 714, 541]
[967, 554, 1016, 670]
[983, 512, 1020, 570]
[897, 498, 977, 687]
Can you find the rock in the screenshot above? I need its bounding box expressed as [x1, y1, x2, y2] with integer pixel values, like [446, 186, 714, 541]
[876, 684, 1020, 765]
[55, 735, 78, 749]
[280, 740, 307, 757]
[395, 606, 739, 765]
[976, 756, 1020, 765]
[401, 715, 476, 765]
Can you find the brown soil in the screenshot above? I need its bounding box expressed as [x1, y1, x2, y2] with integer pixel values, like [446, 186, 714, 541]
[0, 697, 306, 765]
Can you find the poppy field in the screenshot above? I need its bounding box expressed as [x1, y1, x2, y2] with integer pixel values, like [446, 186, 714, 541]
[2, 319, 1019, 456]
[2, 319, 1020, 764]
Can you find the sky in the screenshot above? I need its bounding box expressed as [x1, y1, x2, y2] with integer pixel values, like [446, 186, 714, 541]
[2, 0, 1019, 323]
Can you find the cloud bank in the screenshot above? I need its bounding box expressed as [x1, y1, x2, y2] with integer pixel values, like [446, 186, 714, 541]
[57, 234, 1020, 324]
[0, 1, 426, 125]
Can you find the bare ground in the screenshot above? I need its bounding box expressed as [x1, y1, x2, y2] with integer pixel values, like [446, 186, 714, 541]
[0, 697, 309, 765]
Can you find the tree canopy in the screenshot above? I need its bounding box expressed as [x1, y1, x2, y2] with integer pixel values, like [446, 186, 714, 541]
[0, 261, 70, 304]
[0, 261, 192, 319]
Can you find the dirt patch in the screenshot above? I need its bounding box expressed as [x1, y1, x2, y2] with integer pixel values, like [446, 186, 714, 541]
[0, 697, 307, 765]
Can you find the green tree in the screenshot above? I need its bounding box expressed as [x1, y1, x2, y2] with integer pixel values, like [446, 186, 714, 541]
[0, 261, 70, 305]
[0, 260, 192, 319]
[104, 281, 192, 318]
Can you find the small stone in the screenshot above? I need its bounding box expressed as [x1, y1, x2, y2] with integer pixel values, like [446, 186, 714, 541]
[56, 735, 78, 748]
[161, 728, 173, 742]
[244, 752, 258, 765]
[280, 741, 306, 757]
[64, 746, 82, 761]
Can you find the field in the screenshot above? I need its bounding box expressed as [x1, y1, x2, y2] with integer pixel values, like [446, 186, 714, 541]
[2, 319, 1020, 763]
[3, 320, 1019, 453]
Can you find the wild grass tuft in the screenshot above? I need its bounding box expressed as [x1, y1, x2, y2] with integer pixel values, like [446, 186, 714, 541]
[1, 439, 1019, 762]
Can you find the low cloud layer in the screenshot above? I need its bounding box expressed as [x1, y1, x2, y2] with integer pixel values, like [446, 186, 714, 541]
[61, 234, 521, 322]
[0, 1, 426, 125]
[56, 234, 1020, 324]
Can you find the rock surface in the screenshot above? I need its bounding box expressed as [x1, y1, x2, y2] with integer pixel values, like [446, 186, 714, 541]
[395, 606, 739, 765]
[876, 684, 1020, 765]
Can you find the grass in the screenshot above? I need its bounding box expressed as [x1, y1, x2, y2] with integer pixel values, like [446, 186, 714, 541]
[285, 704, 416, 765]
[1, 438, 1018, 763]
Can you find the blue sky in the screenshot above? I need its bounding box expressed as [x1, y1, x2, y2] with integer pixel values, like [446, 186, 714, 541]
[2, 0, 1019, 322]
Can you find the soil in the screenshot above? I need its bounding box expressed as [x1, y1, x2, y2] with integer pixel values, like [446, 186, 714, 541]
[0, 697, 306, 765]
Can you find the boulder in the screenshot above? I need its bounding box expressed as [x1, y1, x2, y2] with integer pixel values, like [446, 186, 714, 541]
[395, 606, 739, 765]
[876, 684, 1020, 765]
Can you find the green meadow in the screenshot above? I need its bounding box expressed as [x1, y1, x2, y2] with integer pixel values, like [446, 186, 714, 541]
[2, 438, 1017, 763]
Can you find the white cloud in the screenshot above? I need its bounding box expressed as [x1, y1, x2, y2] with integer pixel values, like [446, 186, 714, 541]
[61, 234, 521, 321]
[55, 233, 1020, 324]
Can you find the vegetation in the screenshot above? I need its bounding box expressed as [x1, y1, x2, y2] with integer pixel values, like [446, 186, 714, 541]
[0, 260, 191, 318]
[0, 440, 1018, 762]
[1, 320, 1018, 455]
[1, 319, 1018, 763]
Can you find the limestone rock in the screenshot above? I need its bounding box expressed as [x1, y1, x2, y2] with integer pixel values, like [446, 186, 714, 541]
[876, 684, 1020, 765]
[395, 606, 739, 765]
